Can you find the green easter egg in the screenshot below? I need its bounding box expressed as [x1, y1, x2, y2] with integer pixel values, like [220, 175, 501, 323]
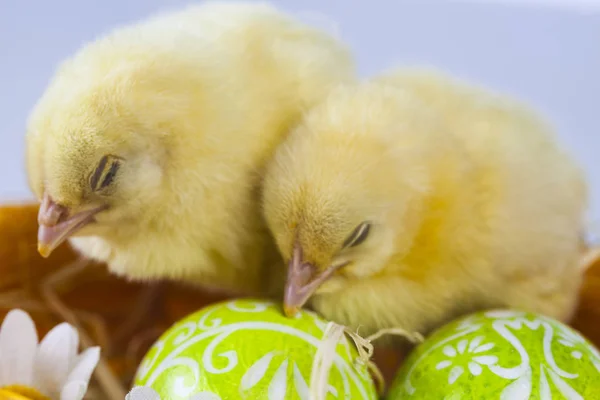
[134, 299, 377, 399]
[387, 310, 600, 399]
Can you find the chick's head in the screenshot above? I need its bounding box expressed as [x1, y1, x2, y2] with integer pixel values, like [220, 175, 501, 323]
[25, 53, 188, 258]
[263, 83, 428, 316]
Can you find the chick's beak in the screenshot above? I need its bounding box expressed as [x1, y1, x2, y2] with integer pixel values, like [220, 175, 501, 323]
[283, 244, 343, 317]
[37, 193, 106, 258]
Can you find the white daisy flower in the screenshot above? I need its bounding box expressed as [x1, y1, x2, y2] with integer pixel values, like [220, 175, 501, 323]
[127, 386, 222, 400]
[435, 336, 498, 385]
[0, 309, 100, 400]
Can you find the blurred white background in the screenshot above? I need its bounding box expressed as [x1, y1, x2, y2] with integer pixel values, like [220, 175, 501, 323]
[1, 0, 599, 225]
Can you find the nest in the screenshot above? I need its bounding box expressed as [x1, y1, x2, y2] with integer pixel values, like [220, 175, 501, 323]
[1, 203, 599, 399]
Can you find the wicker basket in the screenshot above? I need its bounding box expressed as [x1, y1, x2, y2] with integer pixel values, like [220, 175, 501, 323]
[1, 203, 598, 399]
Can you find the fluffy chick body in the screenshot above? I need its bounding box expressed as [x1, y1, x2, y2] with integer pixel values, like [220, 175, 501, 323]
[26, 2, 355, 296]
[263, 68, 588, 338]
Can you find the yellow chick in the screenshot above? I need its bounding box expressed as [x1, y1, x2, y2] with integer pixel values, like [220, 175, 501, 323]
[26, 1, 355, 297]
[262, 68, 588, 339]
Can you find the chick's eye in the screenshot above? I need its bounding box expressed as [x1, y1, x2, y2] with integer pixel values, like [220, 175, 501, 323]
[90, 155, 121, 191]
[342, 221, 371, 248]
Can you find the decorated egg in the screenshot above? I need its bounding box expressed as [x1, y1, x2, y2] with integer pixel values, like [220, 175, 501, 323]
[133, 299, 377, 399]
[388, 310, 600, 399]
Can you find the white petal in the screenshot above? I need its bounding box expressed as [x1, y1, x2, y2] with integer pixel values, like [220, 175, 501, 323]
[474, 343, 495, 353]
[60, 380, 88, 400]
[448, 366, 464, 384]
[442, 345, 457, 357]
[0, 309, 38, 386]
[268, 359, 288, 400]
[292, 362, 309, 400]
[457, 339, 468, 354]
[126, 386, 161, 400]
[468, 336, 484, 352]
[34, 323, 79, 397]
[241, 351, 275, 390]
[436, 361, 452, 370]
[468, 362, 482, 376]
[473, 355, 498, 365]
[64, 347, 100, 388]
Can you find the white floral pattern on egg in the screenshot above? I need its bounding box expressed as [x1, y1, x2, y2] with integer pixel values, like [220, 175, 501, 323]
[133, 299, 377, 400]
[388, 310, 600, 399]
